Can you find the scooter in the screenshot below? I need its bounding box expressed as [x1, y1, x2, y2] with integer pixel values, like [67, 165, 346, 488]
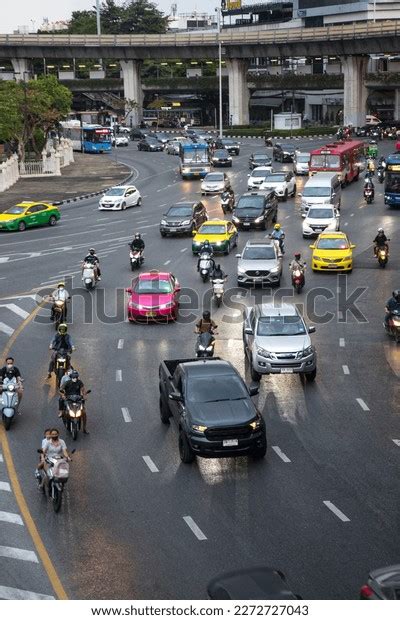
[198, 252, 213, 283]
[221, 191, 234, 214]
[377, 168, 385, 183]
[211, 277, 227, 307]
[82, 262, 97, 290]
[269, 234, 285, 255]
[54, 348, 72, 388]
[37, 449, 75, 513]
[364, 186, 374, 204]
[129, 248, 144, 270]
[195, 331, 216, 358]
[384, 308, 400, 343]
[0, 379, 19, 431]
[291, 266, 305, 294]
[51, 299, 67, 329]
[63, 394, 85, 441]
[376, 242, 389, 268]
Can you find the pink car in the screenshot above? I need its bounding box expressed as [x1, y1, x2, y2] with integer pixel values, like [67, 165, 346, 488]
[126, 271, 180, 322]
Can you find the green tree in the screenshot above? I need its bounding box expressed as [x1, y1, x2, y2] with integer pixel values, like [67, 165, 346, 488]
[67, 10, 97, 34]
[66, 0, 167, 35]
[121, 0, 167, 34]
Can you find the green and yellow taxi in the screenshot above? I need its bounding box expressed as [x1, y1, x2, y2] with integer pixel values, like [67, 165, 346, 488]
[192, 219, 238, 255]
[0, 201, 61, 232]
[310, 231, 356, 272]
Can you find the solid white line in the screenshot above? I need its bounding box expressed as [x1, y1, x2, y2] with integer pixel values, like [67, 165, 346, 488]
[183, 516, 207, 541]
[342, 365, 350, 375]
[392, 439, 400, 447]
[164, 260, 171, 265]
[339, 338, 345, 347]
[117, 339, 124, 349]
[338, 311, 344, 321]
[0, 585, 55, 600]
[180, 247, 188, 253]
[0, 304, 29, 319]
[272, 446, 291, 463]
[0, 511, 23, 525]
[116, 370, 122, 382]
[323, 501, 350, 522]
[0, 453, 3, 462]
[142, 456, 159, 472]
[0, 323, 14, 337]
[0, 482, 11, 492]
[356, 398, 370, 411]
[0, 545, 38, 563]
[121, 407, 132, 423]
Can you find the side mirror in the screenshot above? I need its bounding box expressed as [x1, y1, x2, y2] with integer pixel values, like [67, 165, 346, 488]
[309, 245, 315, 250]
[248, 384, 259, 397]
[247, 173, 250, 177]
[175, 285, 181, 292]
[350, 244, 356, 249]
[301, 213, 306, 219]
[125, 288, 132, 294]
[298, 192, 302, 197]
[37, 449, 43, 454]
[308, 325, 316, 334]
[169, 391, 182, 402]
[244, 327, 253, 335]
[235, 253, 241, 258]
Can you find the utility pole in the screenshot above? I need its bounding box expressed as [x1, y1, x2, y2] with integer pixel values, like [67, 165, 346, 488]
[96, 0, 101, 35]
[215, 6, 223, 138]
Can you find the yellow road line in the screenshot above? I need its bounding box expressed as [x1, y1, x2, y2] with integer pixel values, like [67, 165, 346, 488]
[0, 301, 68, 600]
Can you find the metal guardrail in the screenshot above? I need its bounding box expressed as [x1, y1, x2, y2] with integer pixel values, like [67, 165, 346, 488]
[0, 20, 399, 48]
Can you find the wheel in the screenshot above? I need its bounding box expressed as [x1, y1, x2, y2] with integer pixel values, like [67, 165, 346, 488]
[179, 431, 195, 463]
[85, 282, 92, 290]
[295, 284, 302, 294]
[3, 415, 11, 431]
[216, 296, 222, 308]
[71, 422, 78, 441]
[272, 211, 277, 223]
[293, 184, 297, 195]
[252, 438, 267, 460]
[160, 231, 167, 237]
[137, 197, 142, 206]
[48, 215, 57, 226]
[202, 273, 207, 283]
[56, 368, 64, 388]
[250, 359, 262, 382]
[305, 368, 317, 382]
[396, 333, 400, 344]
[282, 190, 288, 202]
[52, 485, 62, 513]
[121, 202, 126, 210]
[260, 220, 266, 231]
[18, 221, 26, 232]
[159, 396, 170, 424]
[224, 241, 231, 256]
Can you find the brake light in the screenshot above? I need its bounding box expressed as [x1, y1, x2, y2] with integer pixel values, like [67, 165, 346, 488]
[360, 584, 374, 599]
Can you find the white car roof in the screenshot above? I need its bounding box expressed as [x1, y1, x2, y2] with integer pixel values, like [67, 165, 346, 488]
[256, 303, 298, 317]
[251, 166, 272, 173]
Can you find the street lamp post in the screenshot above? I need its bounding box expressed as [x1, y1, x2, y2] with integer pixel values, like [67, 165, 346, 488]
[215, 7, 223, 138]
[95, 0, 101, 35]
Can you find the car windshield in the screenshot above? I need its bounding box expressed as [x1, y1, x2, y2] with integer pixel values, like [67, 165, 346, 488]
[186, 374, 248, 403]
[296, 154, 310, 163]
[284, 145, 296, 152]
[253, 154, 268, 160]
[105, 188, 125, 196]
[147, 138, 158, 143]
[4, 206, 25, 214]
[308, 208, 334, 219]
[243, 246, 275, 260]
[199, 224, 226, 235]
[257, 315, 306, 336]
[251, 170, 269, 178]
[265, 174, 285, 183]
[311, 154, 340, 169]
[214, 150, 229, 157]
[303, 186, 331, 197]
[167, 207, 192, 217]
[135, 279, 173, 295]
[205, 174, 223, 181]
[237, 196, 264, 209]
[316, 237, 349, 249]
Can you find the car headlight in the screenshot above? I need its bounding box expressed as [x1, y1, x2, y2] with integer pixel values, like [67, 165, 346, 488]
[257, 347, 272, 359]
[159, 301, 174, 309]
[313, 255, 322, 261]
[129, 302, 144, 309]
[303, 224, 312, 231]
[181, 220, 191, 226]
[270, 266, 280, 273]
[249, 417, 262, 430]
[344, 254, 353, 260]
[228, 156, 232, 160]
[160, 219, 167, 225]
[192, 424, 207, 433]
[194, 241, 201, 246]
[232, 216, 240, 223]
[254, 216, 264, 223]
[215, 241, 222, 245]
[302, 346, 314, 357]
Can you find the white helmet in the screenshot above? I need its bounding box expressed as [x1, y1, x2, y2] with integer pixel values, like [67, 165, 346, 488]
[378, 227, 384, 233]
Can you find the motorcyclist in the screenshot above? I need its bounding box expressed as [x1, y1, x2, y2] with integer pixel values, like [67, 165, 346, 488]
[0, 356, 23, 405]
[221, 187, 235, 209]
[270, 223, 285, 254]
[58, 368, 74, 418]
[378, 156, 386, 169]
[47, 324, 74, 379]
[366, 158, 375, 175]
[211, 264, 226, 280]
[50, 282, 70, 321]
[385, 290, 400, 328]
[195, 310, 218, 334]
[60, 370, 89, 434]
[41, 429, 71, 482]
[129, 233, 145, 257]
[373, 227, 389, 257]
[83, 248, 101, 280]
[197, 240, 215, 272]
[364, 175, 375, 200]
[289, 252, 306, 272]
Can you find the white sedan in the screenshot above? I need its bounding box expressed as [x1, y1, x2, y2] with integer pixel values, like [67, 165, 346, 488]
[112, 135, 129, 147]
[201, 172, 231, 195]
[247, 165, 274, 190]
[98, 185, 142, 211]
[302, 205, 340, 238]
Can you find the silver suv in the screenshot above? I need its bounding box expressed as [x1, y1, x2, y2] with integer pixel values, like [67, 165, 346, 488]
[236, 241, 282, 287]
[243, 304, 317, 382]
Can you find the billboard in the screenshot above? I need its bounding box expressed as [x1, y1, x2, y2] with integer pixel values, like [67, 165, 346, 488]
[223, 0, 242, 9]
[298, 0, 357, 8]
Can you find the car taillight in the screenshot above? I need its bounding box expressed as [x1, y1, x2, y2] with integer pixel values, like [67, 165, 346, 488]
[359, 584, 374, 599]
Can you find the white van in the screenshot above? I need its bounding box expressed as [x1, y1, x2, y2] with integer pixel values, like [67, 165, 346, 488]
[299, 172, 341, 215]
[293, 151, 310, 175]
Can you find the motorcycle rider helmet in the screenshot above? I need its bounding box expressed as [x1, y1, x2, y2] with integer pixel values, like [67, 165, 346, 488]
[58, 323, 68, 335]
[202, 310, 211, 320]
[378, 227, 384, 233]
[89, 248, 96, 255]
[57, 282, 65, 288]
[294, 252, 301, 260]
[135, 233, 141, 239]
[393, 290, 400, 302]
[70, 370, 79, 381]
[274, 223, 281, 230]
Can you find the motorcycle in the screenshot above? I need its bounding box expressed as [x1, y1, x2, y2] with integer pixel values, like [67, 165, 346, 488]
[291, 266, 305, 294]
[221, 191, 234, 214]
[54, 348, 71, 388]
[195, 331, 216, 358]
[129, 248, 144, 270]
[376, 242, 389, 268]
[82, 262, 97, 290]
[0, 378, 19, 431]
[377, 168, 385, 183]
[198, 252, 213, 282]
[211, 277, 226, 308]
[51, 299, 66, 329]
[364, 186, 374, 204]
[63, 394, 86, 441]
[37, 449, 75, 513]
[385, 308, 400, 343]
[269, 233, 285, 255]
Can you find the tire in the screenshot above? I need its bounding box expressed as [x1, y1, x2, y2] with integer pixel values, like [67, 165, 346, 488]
[179, 431, 195, 464]
[137, 197, 142, 206]
[3, 415, 11, 431]
[250, 360, 262, 382]
[272, 211, 277, 223]
[252, 437, 267, 460]
[224, 241, 231, 256]
[396, 333, 400, 344]
[160, 231, 167, 237]
[216, 296, 222, 308]
[71, 423, 78, 441]
[293, 184, 297, 196]
[48, 215, 57, 226]
[305, 368, 317, 382]
[18, 221, 26, 232]
[260, 220, 266, 231]
[202, 273, 207, 283]
[295, 284, 302, 294]
[56, 367, 64, 388]
[52, 485, 62, 513]
[121, 202, 126, 210]
[159, 396, 170, 424]
[283, 190, 288, 202]
[85, 281, 92, 290]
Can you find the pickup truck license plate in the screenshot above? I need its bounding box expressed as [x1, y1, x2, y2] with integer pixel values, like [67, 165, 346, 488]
[223, 439, 238, 447]
[281, 368, 293, 374]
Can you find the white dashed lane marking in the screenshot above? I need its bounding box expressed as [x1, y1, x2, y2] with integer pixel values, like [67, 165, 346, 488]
[183, 516, 207, 541]
[0, 323, 14, 337]
[272, 446, 291, 463]
[0, 546, 38, 563]
[323, 501, 350, 522]
[116, 370, 122, 382]
[164, 260, 171, 265]
[180, 248, 188, 253]
[356, 398, 370, 412]
[0, 585, 54, 600]
[117, 339, 124, 349]
[0, 511, 23, 525]
[339, 338, 345, 347]
[0, 481, 11, 492]
[142, 456, 159, 472]
[0, 304, 30, 319]
[342, 365, 350, 375]
[121, 407, 132, 423]
[392, 439, 400, 447]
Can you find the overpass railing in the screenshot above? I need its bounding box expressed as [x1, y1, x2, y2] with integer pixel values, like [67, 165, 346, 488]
[0, 20, 399, 47]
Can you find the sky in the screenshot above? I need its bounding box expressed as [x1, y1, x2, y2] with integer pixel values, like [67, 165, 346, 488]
[2, 0, 217, 33]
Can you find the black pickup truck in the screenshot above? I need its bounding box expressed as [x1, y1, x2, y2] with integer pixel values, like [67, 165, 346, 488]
[158, 358, 267, 463]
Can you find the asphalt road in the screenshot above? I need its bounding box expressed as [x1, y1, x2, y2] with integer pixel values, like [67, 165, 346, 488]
[1, 136, 400, 600]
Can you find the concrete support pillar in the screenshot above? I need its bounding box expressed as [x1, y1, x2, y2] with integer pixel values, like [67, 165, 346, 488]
[394, 89, 400, 120]
[226, 59, 249, 126]
[11, 58, 31, 81]
[341, 55, 368, 127]
[120, 60, 143, 127]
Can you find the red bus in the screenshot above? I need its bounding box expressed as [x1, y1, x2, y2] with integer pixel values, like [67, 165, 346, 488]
[309, 140, 364, 185]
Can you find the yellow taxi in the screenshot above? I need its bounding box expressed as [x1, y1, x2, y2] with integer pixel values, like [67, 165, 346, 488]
[192, 219, 238, 255]
[310, 232, 355, 272]
[0, 201, 61, 232]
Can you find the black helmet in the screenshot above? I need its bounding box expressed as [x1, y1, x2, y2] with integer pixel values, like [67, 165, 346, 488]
[89, 248, 95, 255]
[203, 310, 211, 320]
[135, 233, 141, 239]
[203, 239, 210, 245]
[216, 264, 221, 270]
[294, 252, 301, 260]
[70, 370, 79, 380]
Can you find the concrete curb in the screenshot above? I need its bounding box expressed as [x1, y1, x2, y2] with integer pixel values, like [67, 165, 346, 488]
[52, 162, 134, 207]
[225, 134, 335, 140]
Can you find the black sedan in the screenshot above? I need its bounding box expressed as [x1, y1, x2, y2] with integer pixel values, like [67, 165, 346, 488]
[208, 567, 300, 600]
[137, 137, 163, 152]
[273, 143, 297, 162]
[249, 152, 272, 170]
[214, 138, 240, 155]
[160, 201, 207, 237]
[211, 149, 232, 167]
